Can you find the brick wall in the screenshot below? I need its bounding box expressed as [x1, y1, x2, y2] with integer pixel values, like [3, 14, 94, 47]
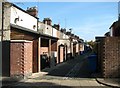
[10, 41, 33, 78]
[10, 42, 24, 77]
[51, 41, 57, 51]
[40, 47, 49, 55]
[24, 42, 32, 76]
[96, 38, 104, 74]
[98, 37, 120, 78]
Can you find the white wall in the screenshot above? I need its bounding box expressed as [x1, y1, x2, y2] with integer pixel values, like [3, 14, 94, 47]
[110, 27, 113, 36]
[38, 22, 44, 33]
[52, 28, 57, 37]
[10, 6, 38, 31]
[80, 43, 84, 52]
[44, 24, 52, 36]
[63, 33, 66, 39]
[59, 31, 69, 39]
[38, 22, 52, 36]
[58, 40, 70, 53]
[65, 35, 69, 39]
[59, 32, 63, 39]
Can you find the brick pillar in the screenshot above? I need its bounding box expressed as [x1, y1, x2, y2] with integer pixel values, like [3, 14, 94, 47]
[38, 37, 41, 72]
[71, 43, 73, 57]
[57, 41, 59, 63]
[49, 39, 51, 67]
[78, 43, 80, 55]
[49, 39, 51, 57]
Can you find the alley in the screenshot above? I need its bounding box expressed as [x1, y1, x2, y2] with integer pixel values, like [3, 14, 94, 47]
[40, 52, 93, 78]
[1, 1, 120, 88]
[3, 52, 111, 88]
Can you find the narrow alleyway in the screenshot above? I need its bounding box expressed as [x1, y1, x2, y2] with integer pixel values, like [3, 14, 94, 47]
[2, 52, 111, 87]
[41, 52, 93, 79]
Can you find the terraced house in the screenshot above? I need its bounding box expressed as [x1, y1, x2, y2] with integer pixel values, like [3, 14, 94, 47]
[0, 2, 85, 80]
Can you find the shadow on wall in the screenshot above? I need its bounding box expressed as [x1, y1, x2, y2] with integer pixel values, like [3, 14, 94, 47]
[0, 42, 2, 77]
[2, 41, 10, 77]
[2, 82, 73, 88]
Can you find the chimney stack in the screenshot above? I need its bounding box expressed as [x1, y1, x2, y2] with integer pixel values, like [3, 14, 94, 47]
[43, 18, 52, 26]
[26, 6, 38, 17]
[53, 24, 60, 30]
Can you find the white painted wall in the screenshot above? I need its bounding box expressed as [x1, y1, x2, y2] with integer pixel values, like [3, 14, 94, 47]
[65, 35, 69, 39]
[38, 22, 52, 36]
[44, 24, 52, 36]
[110, 27, 113, 36]
[59, 32, 69, 39]
[58, 40, 70, 53]
[10, 6, 37, 31]
[38, 22, 44, 33]
[52, 28, 57, 37]
[59, 32, 63, 39]
[80, 43, 84, 52]
[62, 33, 67, 39]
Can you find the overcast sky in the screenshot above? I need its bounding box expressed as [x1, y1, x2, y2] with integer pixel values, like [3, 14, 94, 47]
[13, 2, 118, 41]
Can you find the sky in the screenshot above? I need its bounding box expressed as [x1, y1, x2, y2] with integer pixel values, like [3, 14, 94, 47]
[13, 2, 118, 41]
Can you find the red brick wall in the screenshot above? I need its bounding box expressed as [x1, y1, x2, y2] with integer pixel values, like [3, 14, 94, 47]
[10, 41, 33, 77]
[24, 42, 33, 76]
[98, 37, 120, 78]
[40, 47, 49, 55]
[10, 42, 24, 77]
[104, 37, 120, 78]
[51, 41, 57, 51]
[73, 44, 76, 56]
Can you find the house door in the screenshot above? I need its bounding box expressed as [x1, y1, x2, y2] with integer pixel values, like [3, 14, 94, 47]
[58, 44, 65, 63]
